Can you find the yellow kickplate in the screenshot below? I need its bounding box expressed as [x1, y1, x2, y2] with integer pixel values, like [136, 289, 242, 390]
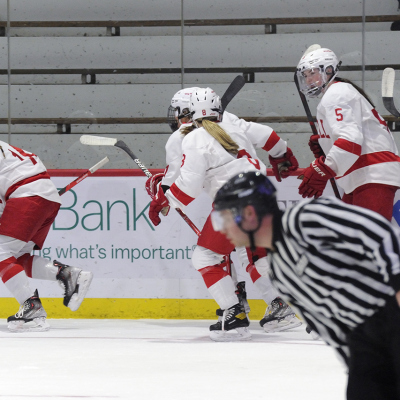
[0, 298, 268, 319]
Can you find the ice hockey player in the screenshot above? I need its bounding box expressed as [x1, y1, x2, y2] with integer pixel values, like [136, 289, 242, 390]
[0, 141, 93, 332]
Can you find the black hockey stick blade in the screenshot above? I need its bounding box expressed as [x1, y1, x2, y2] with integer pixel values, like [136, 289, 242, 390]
[382, 68, 400, 117]
[221, 75, 246, 111]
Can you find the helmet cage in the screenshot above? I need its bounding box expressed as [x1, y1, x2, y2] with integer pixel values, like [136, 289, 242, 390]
[167, 105, 192, 132]
[167, 105, 179, 132]
[296, 48, 341, 98]
[167, 87, 200, 132]
[297, 62, 341, 98]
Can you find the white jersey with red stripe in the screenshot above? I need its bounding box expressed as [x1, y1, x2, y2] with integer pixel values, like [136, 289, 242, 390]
[222, 111, 287, 158]
[165, 121, 267, 209]
[0, 141, 61, 204]
[162, 112, 287, 188]
[317, 82, 400, 194]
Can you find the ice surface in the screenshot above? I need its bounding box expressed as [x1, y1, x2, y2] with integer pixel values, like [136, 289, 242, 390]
[0, 319, 346, 400]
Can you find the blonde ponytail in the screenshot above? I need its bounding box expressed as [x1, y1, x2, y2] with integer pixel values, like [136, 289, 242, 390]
[202, 119, 239, 155]
[180, 118, 239, 156]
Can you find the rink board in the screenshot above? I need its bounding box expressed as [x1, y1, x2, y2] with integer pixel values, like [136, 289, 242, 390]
[0, 169, 399, 319]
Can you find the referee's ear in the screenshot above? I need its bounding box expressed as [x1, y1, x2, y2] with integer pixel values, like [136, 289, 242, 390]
[242, 205, 258, 230]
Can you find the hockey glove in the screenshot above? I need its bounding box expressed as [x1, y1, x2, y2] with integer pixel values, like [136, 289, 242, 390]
[298, 156, 336, 199]
[308, 135, 324, 159]
[269, 147, 299, 182]
[145, 172, 170, 217]
[149, 187, 170, 226]
[145, 172, 164, 199]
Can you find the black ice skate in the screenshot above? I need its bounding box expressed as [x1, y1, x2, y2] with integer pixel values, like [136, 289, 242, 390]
[7, 289, 50, 332]
[55, 260, 93, 311]
[209, 303, 251, 342]
[260, 297, 302, 333]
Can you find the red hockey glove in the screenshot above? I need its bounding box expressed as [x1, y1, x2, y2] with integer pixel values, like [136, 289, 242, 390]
[269, 147, 299, 182]
[308, 135, 324, 159]
[145, 172, 165, 199]
[149, 187, 170, 226]
[298, 156, 336, 198]
[145, 172, 170, 217]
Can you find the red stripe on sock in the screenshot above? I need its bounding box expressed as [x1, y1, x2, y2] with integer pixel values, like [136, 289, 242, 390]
[0, 257, 23, 282]
[199, 264, 229, 288]
[246, 263, 261, 283]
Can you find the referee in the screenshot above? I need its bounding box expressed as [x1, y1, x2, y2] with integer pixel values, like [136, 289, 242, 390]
[211, 171, 400, 400]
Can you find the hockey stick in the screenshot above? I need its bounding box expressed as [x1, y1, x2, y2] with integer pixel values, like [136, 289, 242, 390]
[221, 75, 246, 112]
[382, 68, 400, 117]
[58, 156, 109, 196]
[294, 44, 341, 199]
[79, 135, 201, 235]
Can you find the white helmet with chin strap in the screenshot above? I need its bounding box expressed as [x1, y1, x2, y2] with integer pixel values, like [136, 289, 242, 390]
[167, 87, 200, 132]
[296, 48, 341, 98]
[189, 87, 222, 126]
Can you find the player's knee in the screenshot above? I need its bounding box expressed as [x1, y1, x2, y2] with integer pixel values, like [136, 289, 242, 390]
[192, 246, 224, 271]
[16, 253, 34, 277]
[254, 257, 270, 277]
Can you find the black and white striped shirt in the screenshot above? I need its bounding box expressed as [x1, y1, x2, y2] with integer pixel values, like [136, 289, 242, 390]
[268, 197, 400, 364]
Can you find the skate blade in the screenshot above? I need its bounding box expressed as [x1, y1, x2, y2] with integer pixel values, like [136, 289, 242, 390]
[209, 327, 252, 342]
[7, 317, 50, 333]
[68, 271, 93, 312]
[263, 317, 302, 333]
[307, 330, 321, 340]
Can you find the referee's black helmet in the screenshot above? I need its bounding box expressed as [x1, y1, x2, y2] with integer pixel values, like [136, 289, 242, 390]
[213, 171, 278, 219]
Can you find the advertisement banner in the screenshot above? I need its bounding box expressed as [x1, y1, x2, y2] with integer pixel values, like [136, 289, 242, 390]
[1, 169, 398, 318]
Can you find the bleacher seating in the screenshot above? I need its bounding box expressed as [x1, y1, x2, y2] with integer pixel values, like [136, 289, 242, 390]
[0, 0, 398, 169]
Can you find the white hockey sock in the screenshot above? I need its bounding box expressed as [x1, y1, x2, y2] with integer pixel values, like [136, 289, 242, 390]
[208, 275, 238, 310]
[253, 275, 279, 305]
[4, 271, 35, 305]
[31, 257, 57, 281]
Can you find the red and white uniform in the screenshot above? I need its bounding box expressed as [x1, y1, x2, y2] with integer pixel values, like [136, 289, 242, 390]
[163, 122, 281, 311]
[0, 142, 62, 304]
[0, 142, 61, 206]
[165, 121, 267, 209]
[222, 111, 287, 158]
[317, 82, 400, 194]
[162, 111, 287, 188]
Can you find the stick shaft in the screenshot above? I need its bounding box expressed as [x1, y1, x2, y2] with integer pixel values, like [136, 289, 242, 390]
[113, 140, 201, 235]
[58, 157, 109, 196]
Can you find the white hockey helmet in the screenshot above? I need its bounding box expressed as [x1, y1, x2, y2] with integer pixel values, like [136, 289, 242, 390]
[296, 48, 341, 98]
[189, 87, 222, 124]
[167, 87, 200, 132]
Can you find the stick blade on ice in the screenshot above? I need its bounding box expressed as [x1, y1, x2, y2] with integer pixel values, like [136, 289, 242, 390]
[80, 135, 118, 146]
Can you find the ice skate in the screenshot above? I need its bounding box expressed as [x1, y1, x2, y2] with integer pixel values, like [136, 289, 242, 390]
[7, 289, 50, 332]
[55, 260, 93, 311]
[209, 303, 251, 342]
[260, 297, 302, 333]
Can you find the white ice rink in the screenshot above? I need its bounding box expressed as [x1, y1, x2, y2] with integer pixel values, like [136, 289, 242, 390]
[0, 319, 347, 400]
